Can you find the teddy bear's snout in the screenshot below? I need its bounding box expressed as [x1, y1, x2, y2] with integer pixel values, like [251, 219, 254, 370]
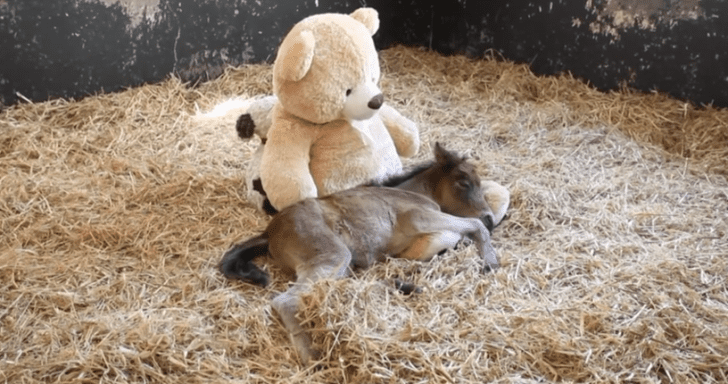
[368, 94, 384, 110]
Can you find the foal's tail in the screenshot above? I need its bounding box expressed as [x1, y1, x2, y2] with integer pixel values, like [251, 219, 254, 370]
[219, 235, 270, 287]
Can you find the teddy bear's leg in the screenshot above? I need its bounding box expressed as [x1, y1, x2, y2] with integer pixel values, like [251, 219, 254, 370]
[244, 143, 279, 215]
[245, 144, 267, 209]
[482, 180, 510, 228]
[236, 95, 277, 140]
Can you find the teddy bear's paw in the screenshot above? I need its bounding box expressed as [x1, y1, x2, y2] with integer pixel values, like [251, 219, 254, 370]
[236, 113, 256, 139]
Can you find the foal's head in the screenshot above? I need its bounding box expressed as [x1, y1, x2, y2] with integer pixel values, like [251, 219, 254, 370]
[430, 143, 496, 231]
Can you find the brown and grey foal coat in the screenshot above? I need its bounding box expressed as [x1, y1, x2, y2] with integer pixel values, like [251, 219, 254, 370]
[220, 143, 499, 364]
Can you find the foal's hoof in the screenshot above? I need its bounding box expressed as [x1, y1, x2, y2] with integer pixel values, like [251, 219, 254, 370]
[297, 345, 321, 366]
[482, 215, 494, 234]
[291, 331, 321, 366]
[482, 263, 499, 273]
[394, 279, 422, 295]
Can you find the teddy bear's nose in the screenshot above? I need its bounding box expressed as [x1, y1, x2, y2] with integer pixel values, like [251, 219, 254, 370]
[368, 94, 384, 110]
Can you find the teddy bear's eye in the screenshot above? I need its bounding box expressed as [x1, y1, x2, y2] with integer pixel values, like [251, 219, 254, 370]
[346, 89, 352, 96]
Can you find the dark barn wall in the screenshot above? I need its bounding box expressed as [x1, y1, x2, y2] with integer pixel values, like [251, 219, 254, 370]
[379, 0, 728, 109]
[448, 0, 728, 109]
[1, 0, 727, 108]
[0, 0, 365, 105]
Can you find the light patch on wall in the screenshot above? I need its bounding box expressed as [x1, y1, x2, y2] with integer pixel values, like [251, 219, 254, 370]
[91, 0, 161, 28]
[580, 0, 704, 40]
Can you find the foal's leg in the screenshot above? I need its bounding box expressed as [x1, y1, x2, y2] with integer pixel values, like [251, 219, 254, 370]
[271, 286, 317, 364]
[270, 236, 352, 365]
[399, 231, 463, 262]
[397, 209, 499, 271]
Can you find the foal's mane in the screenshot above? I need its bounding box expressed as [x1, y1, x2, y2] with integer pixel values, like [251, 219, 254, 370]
[373, 162, 435, 188]
[371, 144, 468, 188]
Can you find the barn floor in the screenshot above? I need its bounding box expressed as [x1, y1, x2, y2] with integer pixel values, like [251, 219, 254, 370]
[1, 46, 727, 383]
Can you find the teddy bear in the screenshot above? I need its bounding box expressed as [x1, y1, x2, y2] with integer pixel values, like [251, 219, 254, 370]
[236, 8, 420, 212]
[235, 8, 511, 229]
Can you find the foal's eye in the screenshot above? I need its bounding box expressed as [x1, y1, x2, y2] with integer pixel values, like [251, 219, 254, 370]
[456, 179, 471, 189]
[346, 89, 352, 96]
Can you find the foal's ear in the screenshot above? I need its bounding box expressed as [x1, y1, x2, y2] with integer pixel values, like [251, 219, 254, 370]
[434, 142, 463, 166]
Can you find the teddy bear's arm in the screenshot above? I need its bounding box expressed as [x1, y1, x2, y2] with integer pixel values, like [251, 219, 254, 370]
[236, 95, 277, 140]
[379, 104, 420, 158]
[260, 121, 318, 210]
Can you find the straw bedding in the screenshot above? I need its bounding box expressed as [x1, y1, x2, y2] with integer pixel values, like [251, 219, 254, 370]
[1, 46, 727, 383]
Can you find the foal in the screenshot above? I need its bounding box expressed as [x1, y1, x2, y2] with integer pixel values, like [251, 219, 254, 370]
[220, 143, 498, 364]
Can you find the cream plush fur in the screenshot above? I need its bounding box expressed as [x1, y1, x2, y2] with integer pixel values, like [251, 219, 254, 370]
[238, 8, 420, 211]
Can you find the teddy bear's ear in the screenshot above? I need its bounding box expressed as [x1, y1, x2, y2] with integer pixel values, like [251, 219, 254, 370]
[275, 30, 316, 82]
[350, 7, 379, 36]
